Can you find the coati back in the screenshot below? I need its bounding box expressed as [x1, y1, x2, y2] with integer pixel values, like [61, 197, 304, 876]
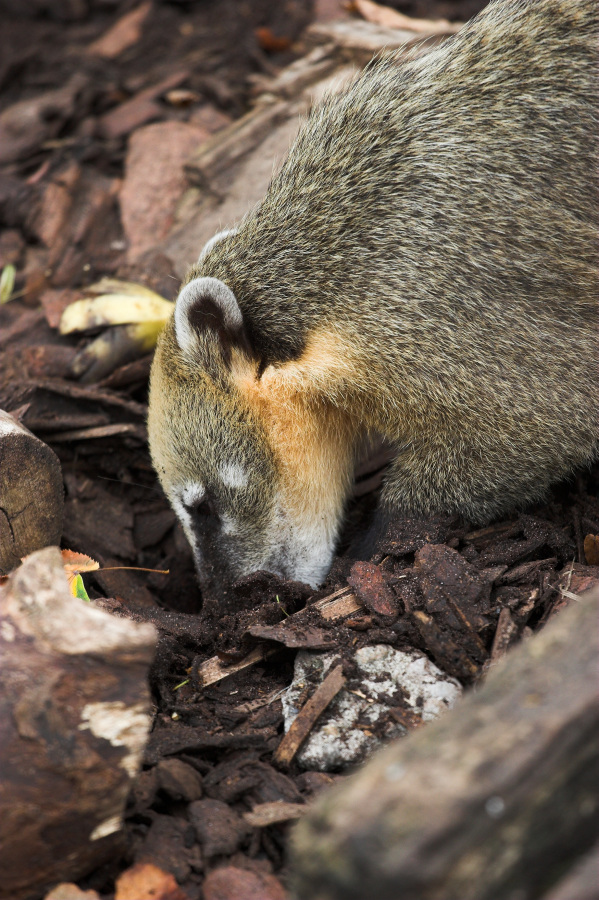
[148, 0, 598, 600]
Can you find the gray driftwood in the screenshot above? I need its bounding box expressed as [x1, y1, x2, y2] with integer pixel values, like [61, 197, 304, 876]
[0, 409, 64, 575]
[290, 589, 599, 900]
[0, 547, 157, 900]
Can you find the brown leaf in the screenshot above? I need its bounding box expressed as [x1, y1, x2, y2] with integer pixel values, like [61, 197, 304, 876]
[203, 866, 289, 900]
[44, 884, 100, 900]
[60, 549, 100, 576]
[115, 862, 189, 900]
[255, 27, 292, 53]
[88, 2, 153, 59]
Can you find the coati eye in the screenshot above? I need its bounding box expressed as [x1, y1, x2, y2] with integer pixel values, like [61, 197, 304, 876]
[180, 484, 217, 520]
[186, 495, 217, 519]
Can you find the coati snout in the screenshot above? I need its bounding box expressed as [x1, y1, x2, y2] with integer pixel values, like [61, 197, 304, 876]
[148, 0, 598, 600]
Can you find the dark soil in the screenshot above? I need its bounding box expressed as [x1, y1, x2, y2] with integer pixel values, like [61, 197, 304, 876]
[1, 2, 596, 899]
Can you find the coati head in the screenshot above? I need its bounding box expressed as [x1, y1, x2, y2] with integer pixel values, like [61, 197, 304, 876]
[148, 255, 356, 600]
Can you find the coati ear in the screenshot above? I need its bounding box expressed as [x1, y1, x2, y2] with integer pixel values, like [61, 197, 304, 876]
[198, 228, 238, 262]
[174, 276, 248, 362]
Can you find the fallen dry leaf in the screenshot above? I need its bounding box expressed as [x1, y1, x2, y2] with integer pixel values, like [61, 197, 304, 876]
[44, 882, 100, 900]
[203, 866, 289, 900]
[60, 549, 99, 600]
[43, 883, 100, 900]
[87, 1, 153, 59]
[115, 862, 189, 900]
[60, 549, 100, 576]
[255, 26, 292, 53]
[349, 0, 461, 33]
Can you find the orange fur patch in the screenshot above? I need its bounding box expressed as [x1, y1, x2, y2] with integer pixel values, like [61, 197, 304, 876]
[234, 328, 357, 522]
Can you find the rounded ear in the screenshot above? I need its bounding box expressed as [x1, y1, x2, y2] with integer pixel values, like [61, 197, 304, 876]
[174, 276, 246, 360]
[198, 228, 238, 262]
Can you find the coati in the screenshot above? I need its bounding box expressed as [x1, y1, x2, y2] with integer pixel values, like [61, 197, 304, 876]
[148, 0, 598, 600]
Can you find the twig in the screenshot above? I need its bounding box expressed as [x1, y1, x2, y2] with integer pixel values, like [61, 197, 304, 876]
[243, 801, 307, 828]
[274, 664, 346, 767]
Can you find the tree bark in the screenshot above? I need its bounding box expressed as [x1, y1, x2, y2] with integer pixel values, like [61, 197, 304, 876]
[0, 409, 64, 575]
[0, 547, 157, 900]
[290, 589, 599, 900]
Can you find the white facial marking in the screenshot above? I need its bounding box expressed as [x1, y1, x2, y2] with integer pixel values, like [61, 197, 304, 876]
[198, 228, 238, 261]
[220, 512, 239, 536]
[171, 497, 195, 546]
[218, 460, 249, 490]
[174, 277, 242, 354]
[171, 483, 205, 560]
[181, 483, 205, 508]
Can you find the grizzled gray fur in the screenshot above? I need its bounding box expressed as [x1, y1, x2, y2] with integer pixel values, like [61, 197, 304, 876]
[149, 0, 598, 598]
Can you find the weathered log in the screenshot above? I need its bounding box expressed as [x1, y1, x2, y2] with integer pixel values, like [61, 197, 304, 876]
[290, 589, 599, 900]
[542, 841, 599, 900]
[185, 98, 292, 191]
[0, 547, 157, 900]
[0, 409, 64, 575]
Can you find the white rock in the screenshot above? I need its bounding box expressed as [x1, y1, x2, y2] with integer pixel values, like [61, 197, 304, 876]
[282, 644, 462, 771]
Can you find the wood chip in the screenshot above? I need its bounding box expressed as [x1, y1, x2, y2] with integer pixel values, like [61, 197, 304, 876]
[312, 586, 362, 620]
[347, 560, 397, 618]
[196, 589, 364, 688]
[483, 607, 519, 674]
[246, 622, 336, 650]
[412, 610, 480, 683]
[185, 99, 290, 188]
[273, 664, 345, 768]
[243, 801, 307, 828]
[197, 646, 270, 688]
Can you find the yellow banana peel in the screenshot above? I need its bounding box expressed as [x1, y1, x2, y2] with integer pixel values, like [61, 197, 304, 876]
[59, 279, 174, 335]
[71, 320, 167, 382]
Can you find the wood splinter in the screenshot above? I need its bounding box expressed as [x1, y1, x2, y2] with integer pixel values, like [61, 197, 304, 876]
[197, 587, 361, 688]
[274, 664, 346, 768]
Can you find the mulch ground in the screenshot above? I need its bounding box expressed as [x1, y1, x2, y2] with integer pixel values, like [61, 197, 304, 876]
[1, 2, 598, 899]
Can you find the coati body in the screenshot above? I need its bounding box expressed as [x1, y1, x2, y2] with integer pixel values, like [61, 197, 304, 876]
[148, 0, 598, 599]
